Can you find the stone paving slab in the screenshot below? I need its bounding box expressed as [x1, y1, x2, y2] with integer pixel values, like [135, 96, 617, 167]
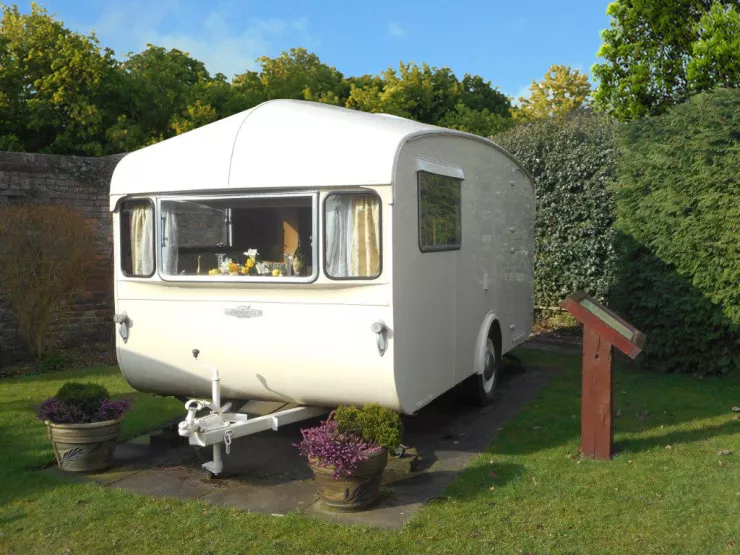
[108, 467, 214, 500]
[200, 480, 319, 514]
[45, 359, 560, 529]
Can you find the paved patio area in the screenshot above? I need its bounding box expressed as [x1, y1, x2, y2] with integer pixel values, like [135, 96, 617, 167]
[47, 357, 560, 529]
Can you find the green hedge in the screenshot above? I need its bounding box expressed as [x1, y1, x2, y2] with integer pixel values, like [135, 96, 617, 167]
[494, 113, 619, 309]
[611, 88, 740, 375]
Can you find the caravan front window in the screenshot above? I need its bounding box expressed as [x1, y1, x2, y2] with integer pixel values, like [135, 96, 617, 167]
[324, 192, 381, 279]
[158, 193, 317, 282]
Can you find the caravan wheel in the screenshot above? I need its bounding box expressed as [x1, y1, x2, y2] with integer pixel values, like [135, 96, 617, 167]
[462, 338, 501, 406]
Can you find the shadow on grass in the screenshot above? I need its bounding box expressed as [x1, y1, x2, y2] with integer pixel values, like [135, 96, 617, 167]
[0, 363, 184, 506]
[616, 420, 739, 455]
[502, 228, 739, 457]
[0, 466, 80, 507]
[496, 344, 740, 459]
[442, 462, 525, 502]
[0, 512, 26, 526]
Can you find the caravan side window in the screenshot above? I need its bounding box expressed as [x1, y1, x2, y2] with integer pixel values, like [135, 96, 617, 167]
[418, 171, 462, 252]
[324, 192, 381, 279]
[120, 199, 155, 277]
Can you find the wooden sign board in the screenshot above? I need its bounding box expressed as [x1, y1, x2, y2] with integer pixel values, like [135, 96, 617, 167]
[561, 292, 646, 460]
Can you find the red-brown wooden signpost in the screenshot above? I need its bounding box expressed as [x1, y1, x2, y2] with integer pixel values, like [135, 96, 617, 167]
[561, 292, 646, 460]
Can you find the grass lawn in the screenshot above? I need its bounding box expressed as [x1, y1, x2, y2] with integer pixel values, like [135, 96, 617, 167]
[1, 349, 738, 554]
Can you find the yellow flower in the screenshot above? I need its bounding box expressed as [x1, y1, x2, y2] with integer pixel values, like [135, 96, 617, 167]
[241, 265, 250, 275]
[208, 269, 220, 276]
[272, 269, 281, 277]
[228, 262, 239, 273]
[246, 258, 255, 268]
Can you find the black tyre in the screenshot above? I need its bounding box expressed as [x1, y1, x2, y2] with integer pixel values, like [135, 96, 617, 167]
[461, 337, 501, 406]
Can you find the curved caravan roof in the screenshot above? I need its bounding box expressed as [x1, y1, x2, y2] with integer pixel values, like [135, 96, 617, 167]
[110, 99, 512, 210]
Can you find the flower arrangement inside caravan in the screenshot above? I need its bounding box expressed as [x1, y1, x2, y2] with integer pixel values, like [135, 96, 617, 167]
[207, 249, 300, 277]
[295, 403, 403, 478]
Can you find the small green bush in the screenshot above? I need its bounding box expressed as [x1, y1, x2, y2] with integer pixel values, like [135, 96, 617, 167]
[611, 88, 740, 375]
[36, 353, 70, 373]
[494, 113, 619, 308]
[334, 403, 403, 451]
[56, 382, 110, 416]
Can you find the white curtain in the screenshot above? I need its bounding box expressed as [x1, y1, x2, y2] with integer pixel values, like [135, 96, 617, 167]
[325, 196, 352, 277]
[326, 195, 380, 277]
[131, 205, 154, 275]
[161, 204, 179, 275]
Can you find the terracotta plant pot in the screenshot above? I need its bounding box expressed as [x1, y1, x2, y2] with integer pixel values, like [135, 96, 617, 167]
[309, 449, 388, 512]
[45, 418, 123, 473]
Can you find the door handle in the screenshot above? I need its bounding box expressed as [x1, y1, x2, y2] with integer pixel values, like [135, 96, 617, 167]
[371, 320, 388, 357]
[113, 312, 131, 343]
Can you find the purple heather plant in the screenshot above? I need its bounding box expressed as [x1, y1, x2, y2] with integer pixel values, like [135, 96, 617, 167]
[96, 398, 132, 422]
[294, 418, 381, 478]
[38, 395, 131, 424]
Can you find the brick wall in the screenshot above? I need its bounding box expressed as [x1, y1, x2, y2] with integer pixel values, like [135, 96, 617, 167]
[0, 151, 124, 364]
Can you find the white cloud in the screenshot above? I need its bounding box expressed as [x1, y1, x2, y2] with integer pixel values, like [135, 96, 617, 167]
[64, 1, 318, 79]
[387, 22, 405, 38]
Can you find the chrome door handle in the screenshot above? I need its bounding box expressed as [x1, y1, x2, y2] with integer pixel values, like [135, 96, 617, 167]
[371, 320, 388, 357]
[113, 312, 131, 343]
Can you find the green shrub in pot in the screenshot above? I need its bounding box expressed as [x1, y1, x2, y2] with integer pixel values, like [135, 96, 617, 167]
[38, 382, 131, 472]
[295, 403, 403, 512]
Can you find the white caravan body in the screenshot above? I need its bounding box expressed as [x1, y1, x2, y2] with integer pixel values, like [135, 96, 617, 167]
[110, 100, 534, 414]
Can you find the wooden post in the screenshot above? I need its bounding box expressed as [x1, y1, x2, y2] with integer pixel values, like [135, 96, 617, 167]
[562, 292, 645, 461]
[580, 325, 614, 460]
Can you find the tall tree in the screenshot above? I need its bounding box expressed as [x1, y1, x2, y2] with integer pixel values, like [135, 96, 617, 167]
[458, 74, 510, 117]
[347, 61, 461, 123]
[0, 5, 514, 151]
[592, 0, 739, 120]
[113, 45, 214, 146]
[438, 103, 515, 137]
[240, 48, 348, 105]
[346, 62, 513, 136]
[0, 3, 121, 155]
[687, 2, 740, 91]
[514, 64, 591, 121]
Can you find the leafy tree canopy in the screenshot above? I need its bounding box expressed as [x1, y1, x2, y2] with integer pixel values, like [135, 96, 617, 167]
[346, 62, 512, 136]
[0, 6, 514, 154]
[593, 0, 740, 120]
[513, 64, 591, 121]
[0, 3, 120, 155]
[687, 2, 740, 91]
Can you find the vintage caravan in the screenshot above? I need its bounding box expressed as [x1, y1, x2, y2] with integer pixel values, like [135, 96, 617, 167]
[110, 99, 534, 472]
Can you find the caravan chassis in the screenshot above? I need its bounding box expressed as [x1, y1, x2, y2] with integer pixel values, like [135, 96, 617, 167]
[176, 349, 327, 476]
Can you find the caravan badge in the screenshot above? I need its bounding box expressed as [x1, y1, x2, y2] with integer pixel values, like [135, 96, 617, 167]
[224, 306, 263, 319]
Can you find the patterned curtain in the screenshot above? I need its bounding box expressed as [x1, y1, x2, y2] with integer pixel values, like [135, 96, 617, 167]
[131, 205, 154, 275]
[326, 194, 380, 278]
[350, 196, 380, 276]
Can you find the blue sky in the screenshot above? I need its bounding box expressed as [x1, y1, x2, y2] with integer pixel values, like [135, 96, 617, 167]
[32, 0, 612, 100]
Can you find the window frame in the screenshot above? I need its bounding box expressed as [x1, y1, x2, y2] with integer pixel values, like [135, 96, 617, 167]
[322, 190, 383, 281]
[119, 197, 157, 279]
[417, 170, 463, 253]
[155, 191, 319, 284]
